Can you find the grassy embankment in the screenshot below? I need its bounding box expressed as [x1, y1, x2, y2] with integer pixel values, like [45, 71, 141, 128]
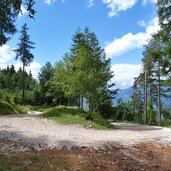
[0, 100, 27, 115]
[43, 106, 113, 130]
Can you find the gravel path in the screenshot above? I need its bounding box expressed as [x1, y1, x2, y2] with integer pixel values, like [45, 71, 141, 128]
[0, 113, 171, 150]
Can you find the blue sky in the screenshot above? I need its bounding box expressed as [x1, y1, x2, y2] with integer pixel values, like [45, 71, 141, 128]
[0, 0, 160, 89]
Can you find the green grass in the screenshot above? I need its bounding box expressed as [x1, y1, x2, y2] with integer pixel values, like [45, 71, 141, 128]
[43, 106, 113, 130]
[0, 100, 26, 115]
[157, 118, 171, 127]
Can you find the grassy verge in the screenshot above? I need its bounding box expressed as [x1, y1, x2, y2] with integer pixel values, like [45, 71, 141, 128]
[0, 100, 26, 115]
[43, 106, 113, 130]
[157, 118, 171, 128]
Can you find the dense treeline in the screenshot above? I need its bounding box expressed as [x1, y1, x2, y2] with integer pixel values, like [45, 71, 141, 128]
[0, 0, 170, 124]
[0, 65, 39, 104]
[0, 28, 117, 117]
[38, 28, 117, 116]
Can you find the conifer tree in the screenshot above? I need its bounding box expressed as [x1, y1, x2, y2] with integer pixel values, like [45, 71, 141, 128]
[157, 0, 171, 83]
[14, 23, 35, 103]
[70, 27, 114, 113]
[38, 62, 54, 105]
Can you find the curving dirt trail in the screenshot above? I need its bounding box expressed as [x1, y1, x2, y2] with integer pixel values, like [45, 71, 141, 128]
[0, 113, 171, 150]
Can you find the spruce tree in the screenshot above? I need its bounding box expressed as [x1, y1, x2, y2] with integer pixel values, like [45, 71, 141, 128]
[14, 23, 35, 103]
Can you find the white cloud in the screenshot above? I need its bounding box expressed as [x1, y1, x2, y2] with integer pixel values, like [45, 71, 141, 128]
[0, 45, 14, 63]
[111, 64, 142, 89]
[105, 17, 160, 58]
[102, 0, 156, 16]
[87, 0, 94, 8]
[14, 61, 41, 78]
[44, 0, 56, 5]
[102, 0, 137, 17]
[18, 6, 28, 17]
[0, 61, 41, 79]
[27, 61, 42, 78]
[44, 0, 65, 5]
[0, 44, 41, 79]
[0, 64, 7, 70]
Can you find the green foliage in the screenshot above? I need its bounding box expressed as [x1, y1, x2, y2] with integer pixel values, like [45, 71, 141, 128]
[157, 0, 171, 42]
[131, 79, 144, 123]
[50, 28, 116, 113]
[132, 32, 171, 124]
[0, 0, 35, 45]
[14, 23, 35, 67]
[158, 118, 171, 127]
[43, 106, 113, 130]
[38, 62, 54, 105]
[113, 99, 134, 121]
[162, 108, 171, 120]
[147, 104, 157, 125]
[0, 65, 39, 105]
[71, 28, 114, 113]
[94, 83, 117, 118]
[96, 102, 114, 118]
[156, 0, 171, 117]
[0, 100, 25, 115]
[129, 1, 171, 125]
[14, 23, 35, 103]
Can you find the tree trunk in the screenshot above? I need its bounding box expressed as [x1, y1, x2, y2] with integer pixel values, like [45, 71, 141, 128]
[158, 70, 161, 121]
[144, 73, 147, 124]
[149, 83, 153, 107]
[80, 96, 84, 110]
[79, 96, 81, 109]
[22, 62, 25, 104]
[67, 97, 69, 106]
[88, 98, 93, 114]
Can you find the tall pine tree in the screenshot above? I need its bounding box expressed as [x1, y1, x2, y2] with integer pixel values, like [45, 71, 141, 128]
[14, 23, 35, 103]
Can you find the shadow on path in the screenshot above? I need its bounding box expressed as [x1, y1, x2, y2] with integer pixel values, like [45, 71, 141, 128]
[0, 129, 76, 151]
[112, 123, 163, 131]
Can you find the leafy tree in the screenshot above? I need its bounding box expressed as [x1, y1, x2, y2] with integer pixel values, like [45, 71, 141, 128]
[49, 28, 116, 114]
[157, 0, 171, 85]
[70, 27, 114, 113]
[113, 99, 134, 121]
[131, 77, 144, 123]
[0, 65, 37, 104]
[38, 62, 54, 105]
[133, 32, 170, 124]
[145, 34, 166, 121]
[14, 23, 35, 103]
[0, 0, 35, 45]
[157, 0, 171, 42]
[49, 54, 77, 106]
[94, 83, 117, 118]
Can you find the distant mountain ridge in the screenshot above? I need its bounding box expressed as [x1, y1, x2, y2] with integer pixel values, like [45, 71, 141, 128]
[114, 87, 170, 108]
[114, 87, 133, 103]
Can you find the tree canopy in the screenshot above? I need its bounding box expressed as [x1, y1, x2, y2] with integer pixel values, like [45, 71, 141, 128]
[14, 23, 35, 102]
[50, 27, 116, 114]
[0, 0, 35, 45]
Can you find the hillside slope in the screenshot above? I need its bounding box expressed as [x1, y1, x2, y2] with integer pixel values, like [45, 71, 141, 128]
[0, 101, 25, 115]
